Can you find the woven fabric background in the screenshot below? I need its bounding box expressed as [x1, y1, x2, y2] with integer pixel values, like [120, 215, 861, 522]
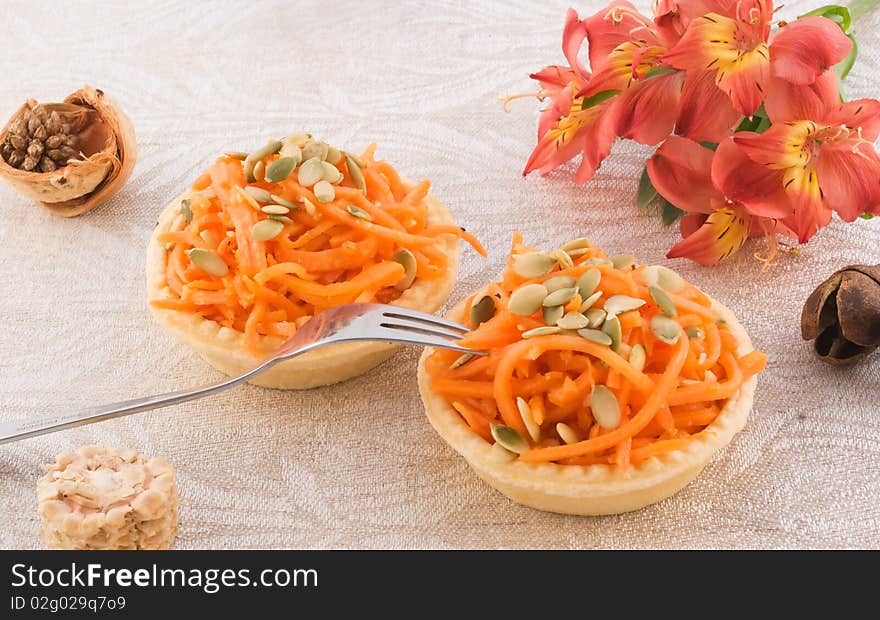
[1, 0, 878, 549]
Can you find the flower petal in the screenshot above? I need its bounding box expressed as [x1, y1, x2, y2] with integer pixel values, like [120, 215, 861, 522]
[562, 7, 589, 81]
[770, 17, 853, 86]
[782, 165, 831, 243]
[675, 69, 742, 142]
[763, 69, 839, 123]
[711, 139, 792, 219]
[817, 143, 880, 221]
[574, 104, 619, 183]
[613, 72, 683, 145]
[666, 207, 749, 265]
[825, 98, 880, 142]
[584, 1, 659, 70]
[647, 136, 720, 214]
[530, 65, 581, 93]
[732, 123, 814, 169]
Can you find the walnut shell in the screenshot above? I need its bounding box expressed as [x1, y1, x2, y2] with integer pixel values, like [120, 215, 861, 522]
[0, 86, 136, 217]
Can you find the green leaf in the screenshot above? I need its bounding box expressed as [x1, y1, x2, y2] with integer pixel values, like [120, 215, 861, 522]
[637, 166, 658, 212]
[581, 89, 620, 110]
[734, 104, 770, 134]
[860, 213, 875, 220]
[799, 5, 851, 32]
[836, 33, 858, 80]
[661, 199, 684, 226]
[699, 141, 719, 151]
[847, 0, 880, 21]
[645, 67, 677, 79]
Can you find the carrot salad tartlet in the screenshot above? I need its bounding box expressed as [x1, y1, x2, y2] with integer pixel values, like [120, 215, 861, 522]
[418, 234, 766, 515]
[147, 134, 483, 389]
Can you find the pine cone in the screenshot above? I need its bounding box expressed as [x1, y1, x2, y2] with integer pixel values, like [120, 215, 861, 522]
[1, 103, 80, 173]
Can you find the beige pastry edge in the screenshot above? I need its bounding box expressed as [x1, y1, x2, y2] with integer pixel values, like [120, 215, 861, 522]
[417, 293, 756, 516]
[146, 191, 460, 389]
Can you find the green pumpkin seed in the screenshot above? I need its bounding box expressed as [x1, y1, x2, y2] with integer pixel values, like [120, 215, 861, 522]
[542, 304, 564, 326]
[244, 158, 257, 183]
[279, 143, 303, 164]
[556, 422, 580, 445]
[283, 132, 312, 148]
[321, 161, 344, 184]
[269, 215, 294, 225]
[542, 286, 578, 307]
[579, 291, 603, 312]
[602, 315, 622, 351]
[302, 141, 329, 161]
[265, 157, 297, 183]
[566, 248, 591, 257]
[251, 219, 285, 241]
[313, 180, 336, 203]
[590, 385, 621, 429]
[643, 265, 684, 292]
[562, 237, 591, 252]
[585, 308, 606, 328]
[554, 248, 574, 269]
[270, 194, 298, 210]
[186, 248, 228, 277]
[583, 257, 613, 266]
[345, 153, 367, 193]
[244, 186, 273, 203]
[648, 285, 677, 317]
[450, 353, 475, 369]
[557, 312, 589, 330]
[297, 157, 325, 186]
[512, 252, 557, 279]
[236, 186, 261, 211]
[490, 423, 529, 454]
[300, 197, 318, 217]
[199, 229, 217, 246]
[612, 253, 636, 270]
[179, 198, 192, 224]
[629, 344, 646, 372]
[393, 248, 417, 290]
[252, 159, 266, 182]
[543, 275, 576, 292]
[224, 151, 248, 160]
[685, 326, 704, 339]
[577, 328, 612, 346]
[261, 204, 290, 215]
[325, 145, 343, 165]
[517, 397, 541, 443]
[346, 204, 372, 220]
[346, 151, 366, 168]
[523, 325, 562, 338]
[469, 294, 496, 327]
[604, 295, 646, 316]
[508, 283, 549, 316]
[247, 140, 283, 163]
[651, 314, 681, 344]
[576, 268, 601, 299]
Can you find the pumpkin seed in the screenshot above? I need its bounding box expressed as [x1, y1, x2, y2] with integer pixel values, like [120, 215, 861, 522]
[629, 344, 646, 372]
[313, 180, 336, 203]
[508, 283, 549, 316]
[251, 219, 285, 241]
[522, 325, 562, 338]
[566, 248, 591, 257]
[577, 328, 612, 346]
[252, 159, 266, 182]
[186, 248, 228, 277]
[490, 423, 529, 454]
[179, 198, 192, 224]
[224, 151, 248, 160]
[321, 161, 344, 184]
[585, 308, 606, 328]
[512, 252, 557, 279]
[557, 312, 589, 330]
[393, 248, 417, 290]
[648, 285, 677, 317]
[488, 442, 517, 463]
[643, 265, 684, 292]
[244, 158, 257, 182]
[542, 304, 564, 326]
[199, 230, 217, 246]
[450, 353, 475, 369]
[278, 143, 303, 165]
[247, 140, 283, 163]
[556, 422, 580, 445]
[583, 257, 613, 266]
[236, 186, 261, 211]
[265, 157, 297, 183]
[261, 204, 290, 215]
[611, 253, 636, 270]
[542, 286, 578, 307]
[685, 326, 704, 339]
[270, 194, 298, 210]
[554, 248, 574, 269]
[517, 397, 541, 443]
[562, 237, 591, 252]
[297, 157, 325, 186]
[543, 275, 576, 292]
[617, 342, 632, 358]
[325, 145, 343, 165]
[590, 385, 621, 429]
[346, 204, 372, 220]
[300, 197, 318, 217]
[604, 295, 646, 316]
[579, 291, 603, 312]
[346, 151, 366, 168]
[469, 294, 496, 327]
[651, 314, 681, 344]
[283, 132, 312, 148]
[244, 186, 273, 203]
[269, 215, 294, 225]
[601, 315, 622, 351]
[345, 153, 366, 193]
[576, 268, 601, 299]
[302, 141, 329, 161]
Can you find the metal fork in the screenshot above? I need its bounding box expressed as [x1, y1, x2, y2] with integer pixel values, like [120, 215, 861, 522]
[0, 304, 478, 445]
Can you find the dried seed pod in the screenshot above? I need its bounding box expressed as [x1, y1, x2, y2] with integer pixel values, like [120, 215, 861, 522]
[0, 86, 137, 217]
[801, 264, 880, 365]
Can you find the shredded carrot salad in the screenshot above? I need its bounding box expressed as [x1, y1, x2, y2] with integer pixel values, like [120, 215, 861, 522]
[425, 234, 766, 469]
[151, 138, 485, 355]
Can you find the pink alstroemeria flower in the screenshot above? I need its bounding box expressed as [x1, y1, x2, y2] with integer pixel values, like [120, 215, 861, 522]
[647, 136, 795, 264]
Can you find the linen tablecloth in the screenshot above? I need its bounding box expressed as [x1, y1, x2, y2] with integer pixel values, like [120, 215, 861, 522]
[1, 0, 879, 549]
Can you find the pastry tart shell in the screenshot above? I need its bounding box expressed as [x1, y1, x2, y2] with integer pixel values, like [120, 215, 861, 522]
[417, 293, 757, 515]
[147, 191, 460, 389]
